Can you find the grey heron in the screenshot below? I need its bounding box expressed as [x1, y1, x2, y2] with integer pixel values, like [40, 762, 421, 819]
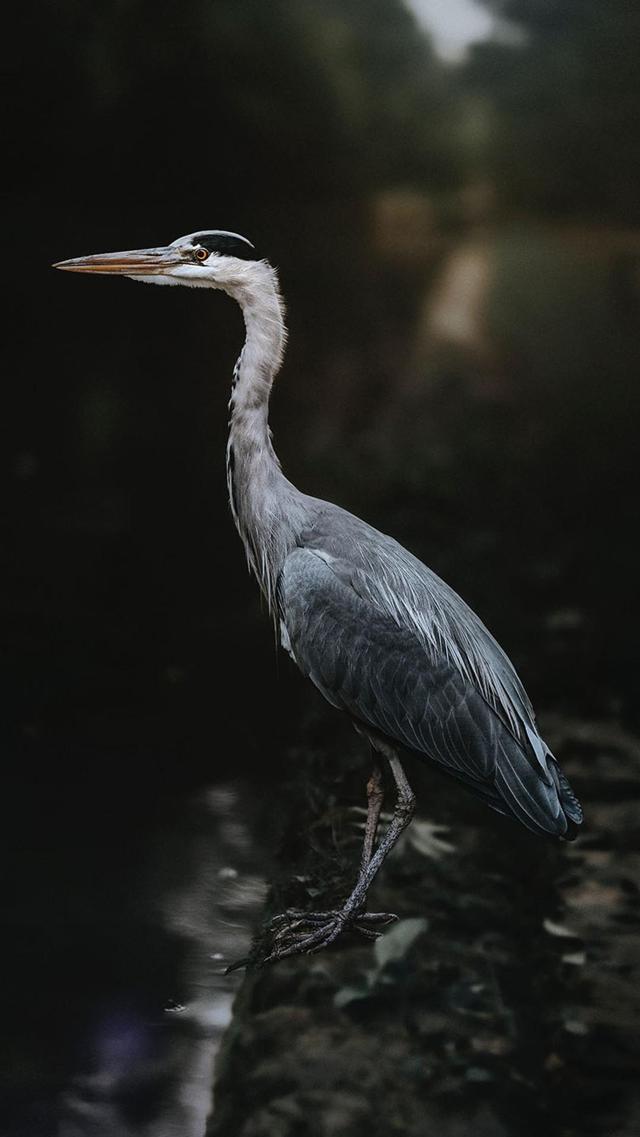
[55, 230, 583, 963]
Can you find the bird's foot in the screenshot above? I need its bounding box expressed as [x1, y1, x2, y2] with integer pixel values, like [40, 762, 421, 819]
[262, 906, 398, 964]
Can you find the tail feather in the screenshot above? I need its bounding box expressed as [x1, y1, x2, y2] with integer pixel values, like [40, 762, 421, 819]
[491, 735, 583, 841]
[548, 758, 583, 839]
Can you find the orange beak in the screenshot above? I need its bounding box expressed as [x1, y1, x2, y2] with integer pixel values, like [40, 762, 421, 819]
[53, 247, 180, 275]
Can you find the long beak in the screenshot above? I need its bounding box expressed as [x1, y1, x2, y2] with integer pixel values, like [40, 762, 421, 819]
[53, 247, 180, 274]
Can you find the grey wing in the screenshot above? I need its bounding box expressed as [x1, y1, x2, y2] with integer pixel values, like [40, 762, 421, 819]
[277, 545, 581, 839]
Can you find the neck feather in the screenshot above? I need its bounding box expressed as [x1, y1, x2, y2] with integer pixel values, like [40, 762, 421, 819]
[225, 262, 306, 610]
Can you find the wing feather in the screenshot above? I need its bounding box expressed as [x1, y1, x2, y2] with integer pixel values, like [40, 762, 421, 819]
[298, 508, 555, 775]
[278, 536, 581, 838]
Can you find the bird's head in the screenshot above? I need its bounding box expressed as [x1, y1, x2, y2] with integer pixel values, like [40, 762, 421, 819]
[54, 230, 262, 293]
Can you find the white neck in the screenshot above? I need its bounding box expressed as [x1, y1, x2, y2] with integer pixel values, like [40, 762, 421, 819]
[225, 262, 307, 610]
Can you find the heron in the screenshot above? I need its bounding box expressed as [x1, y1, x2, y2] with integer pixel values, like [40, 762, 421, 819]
[55, 230, 583, 963]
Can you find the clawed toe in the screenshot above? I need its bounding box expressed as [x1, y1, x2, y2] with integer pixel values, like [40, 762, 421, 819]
[269, 908, 397, 930]
[263, 917, 346, 963]
[261, 906, 399, 964]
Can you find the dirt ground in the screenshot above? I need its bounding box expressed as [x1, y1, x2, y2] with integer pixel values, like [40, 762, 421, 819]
[209, 711, 640, 1137]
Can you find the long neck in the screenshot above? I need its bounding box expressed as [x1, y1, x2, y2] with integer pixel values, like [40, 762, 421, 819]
[225, 262, 305, 611]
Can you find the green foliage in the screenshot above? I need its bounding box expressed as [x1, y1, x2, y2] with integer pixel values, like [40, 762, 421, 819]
[468, 0, 640, 220]
[334, 916, 429, 1008]
[21, 0, 453, 220]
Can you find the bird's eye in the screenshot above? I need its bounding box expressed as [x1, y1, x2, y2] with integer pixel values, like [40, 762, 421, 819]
[194, 248, 209, 262]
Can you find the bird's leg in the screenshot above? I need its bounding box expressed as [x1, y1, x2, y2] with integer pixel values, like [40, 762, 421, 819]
[360, 759, 384, 872]
[265, 751, 415, 964]
[269, 758, 386, 941]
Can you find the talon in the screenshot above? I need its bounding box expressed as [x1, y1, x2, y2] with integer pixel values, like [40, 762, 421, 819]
[352, 925, 382, 941]
[273, 920, 304, 942]
[223, 955, 251, 974]
[261, 905, 400, 964]
[355, 911, 398, 926]
[269, 909, 309, 927]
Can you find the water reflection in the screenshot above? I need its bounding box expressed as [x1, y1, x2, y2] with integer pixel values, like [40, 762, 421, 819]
[58, 782, 268, 1137]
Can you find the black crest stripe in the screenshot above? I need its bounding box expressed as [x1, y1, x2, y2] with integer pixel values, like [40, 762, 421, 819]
[193, 232, 258, 261]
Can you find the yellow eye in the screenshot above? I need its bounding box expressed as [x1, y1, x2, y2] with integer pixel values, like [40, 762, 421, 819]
[194, 247, 208, 262]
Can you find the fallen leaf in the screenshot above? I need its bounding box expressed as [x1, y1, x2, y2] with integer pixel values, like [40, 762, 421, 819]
[374, 917, 428, 968]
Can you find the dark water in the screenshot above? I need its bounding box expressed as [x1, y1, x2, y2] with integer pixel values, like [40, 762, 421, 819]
[2, 767, 269, 1136]
[2, 331, 296, 1134]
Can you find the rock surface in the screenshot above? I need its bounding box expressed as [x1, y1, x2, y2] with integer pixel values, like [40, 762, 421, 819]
[208, 714, 640, 1137]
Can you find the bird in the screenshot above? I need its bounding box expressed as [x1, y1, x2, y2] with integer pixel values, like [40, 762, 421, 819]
[55, 229, 583, 963]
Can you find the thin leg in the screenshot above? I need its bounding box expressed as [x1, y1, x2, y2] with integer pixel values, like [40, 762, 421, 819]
[339, 753, 415, 915]
[264, 748, 416, 964]
[360, 759, 384, 871]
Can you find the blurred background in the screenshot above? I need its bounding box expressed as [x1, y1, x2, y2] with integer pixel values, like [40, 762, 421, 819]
[3, 1, 640, 1134]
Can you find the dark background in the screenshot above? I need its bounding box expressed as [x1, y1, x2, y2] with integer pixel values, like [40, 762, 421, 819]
[3, 1, 640, 1133]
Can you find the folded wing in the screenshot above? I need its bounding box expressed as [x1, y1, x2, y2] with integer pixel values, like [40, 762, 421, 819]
[277, 525, 582, 839]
